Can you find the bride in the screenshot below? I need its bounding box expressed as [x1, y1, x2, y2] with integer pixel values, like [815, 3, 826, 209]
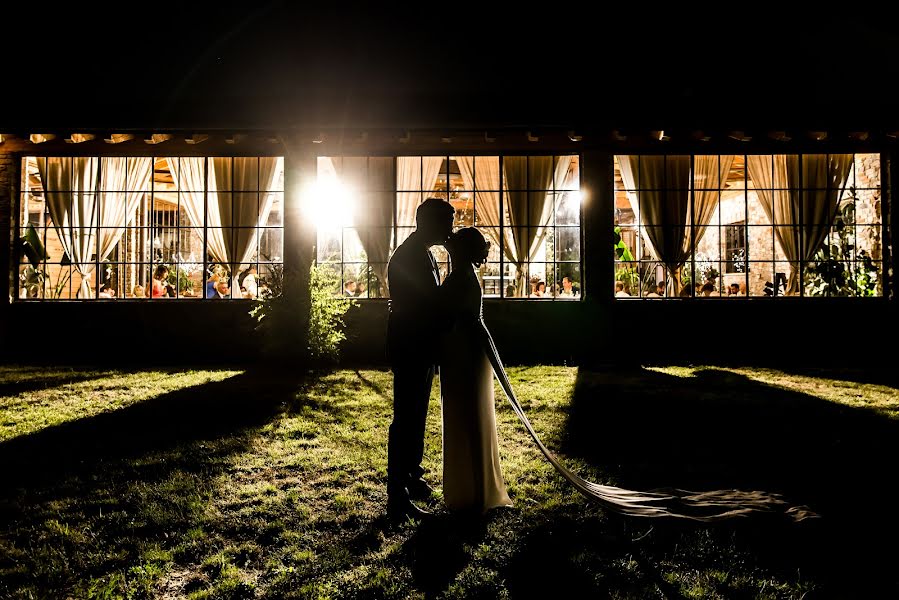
[439, 227, 513, 515]
[436, 231, 813, 523]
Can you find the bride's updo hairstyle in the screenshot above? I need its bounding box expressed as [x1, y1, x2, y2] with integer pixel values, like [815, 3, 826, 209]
[448, 227, 490, 267]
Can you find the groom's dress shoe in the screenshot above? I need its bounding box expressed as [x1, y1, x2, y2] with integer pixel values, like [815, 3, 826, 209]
[407, 478, 435, 501]
[387, 495, 433, 523]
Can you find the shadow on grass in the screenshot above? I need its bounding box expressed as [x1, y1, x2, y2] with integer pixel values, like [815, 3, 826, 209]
[557, 366, 899, 596]
[0, 367, 306, 489]
[771, 363, 899, 390]
[403, 515, 487, 596]
[0, 366, 129, 398]
[0, 366, 335, 597]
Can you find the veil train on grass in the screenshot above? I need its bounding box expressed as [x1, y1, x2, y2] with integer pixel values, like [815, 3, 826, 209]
[480, 323, 816, 522]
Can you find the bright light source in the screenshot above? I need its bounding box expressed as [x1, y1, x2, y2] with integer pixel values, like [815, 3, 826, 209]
[568, 190, 583, 207]
[304, 176, 355, 230]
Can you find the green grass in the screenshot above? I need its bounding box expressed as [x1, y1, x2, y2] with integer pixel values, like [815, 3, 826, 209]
[1, 363, 898, 598]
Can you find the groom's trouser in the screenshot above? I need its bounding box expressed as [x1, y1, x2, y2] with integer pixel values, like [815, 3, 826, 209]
[387, 360, 435, 496]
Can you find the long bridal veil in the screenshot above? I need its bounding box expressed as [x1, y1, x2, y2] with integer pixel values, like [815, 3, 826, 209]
[480, 323, 816, 522]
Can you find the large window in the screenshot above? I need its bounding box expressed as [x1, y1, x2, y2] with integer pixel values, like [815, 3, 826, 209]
[613, 154, 885, 298]
[16, 156, 284, 300]
[315, 155, 581, 299]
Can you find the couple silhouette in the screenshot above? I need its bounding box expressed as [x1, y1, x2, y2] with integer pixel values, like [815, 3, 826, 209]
[385, 198, 815, 525]
[386, 198, 511, 523]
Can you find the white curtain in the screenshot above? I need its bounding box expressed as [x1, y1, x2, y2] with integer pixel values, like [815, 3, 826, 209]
[618, 155, 728, 294]
[326, 157, 394, 297]
[455, 156, 511, 256]
[37, 157, 152, 298]
[395, 156, 443, 246]
[169, 157, 283, 294]
[503, 156, 565, 296]
[691, 155, 735, 260]
[167, 157, 213, 259]
[39, 157, 99, 298]
[211, 157, 283, 267]
[98, 157, 153, 264]
[746, 154, 852, 293]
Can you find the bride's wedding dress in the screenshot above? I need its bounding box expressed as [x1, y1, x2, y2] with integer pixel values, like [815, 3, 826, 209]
[439, 265, 513, 514]
[435, 265, 813, 522]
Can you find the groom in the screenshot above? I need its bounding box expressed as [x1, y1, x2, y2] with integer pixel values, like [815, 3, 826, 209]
[385, 197, 455, 522]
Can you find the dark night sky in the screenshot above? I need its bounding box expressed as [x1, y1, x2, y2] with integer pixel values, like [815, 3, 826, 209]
[6, 3, 898, 131]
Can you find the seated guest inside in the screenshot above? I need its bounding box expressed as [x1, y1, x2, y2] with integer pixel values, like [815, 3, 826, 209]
[151, 265, 170, 298]
[614, 280, 631, 297]
[98, 282, 115, 298]
[344, 280, 357, 296]
[240, 265, 259, 299]
[530, 281, 546, 298]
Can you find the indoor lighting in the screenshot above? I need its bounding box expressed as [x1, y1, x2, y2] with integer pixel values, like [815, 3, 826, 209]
[303, 175, 356, 230]
[144, 134, 172, 145]
[65, 133, 95, 143]
[30, 133, 56, 144]
[104, 133, 133, 144]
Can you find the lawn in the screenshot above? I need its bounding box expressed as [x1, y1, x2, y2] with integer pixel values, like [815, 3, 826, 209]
[1, 363, 898, 599]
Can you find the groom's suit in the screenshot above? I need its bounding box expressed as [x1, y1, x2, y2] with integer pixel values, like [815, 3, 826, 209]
[386, 230, 441, 500]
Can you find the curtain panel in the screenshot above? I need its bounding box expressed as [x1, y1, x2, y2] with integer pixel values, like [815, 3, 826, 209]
[746, 154, 852, 293]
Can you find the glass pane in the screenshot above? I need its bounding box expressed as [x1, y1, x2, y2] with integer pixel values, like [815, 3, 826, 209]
[318, 229, 341, 263]
[473, 192, 500, 226]
[396, 157, 422, 191]
[207, 192, 231, 224]
[266, 192, 284, 226]
[209, 158, 232, 190]
[259, 228, 283, 262]
[233, 264, 257, 299]
[343, 228, 367, 262]
[481, 263, 502, 298]
[396, 191, 422, 229]
[503, 157, 527, 190]
[556, 191, 581, 225]
[474, 157, 499, 191]
[528, 156, 554, 190]
[556, 227, 580, 261]
[453, 193, 474, 227]
[557, 264, 581, 299]
[368, 263, 388, 298]
[527, 263, 550, 298]
[257, 263, 281, 298]
[342, 265, 363, 297]
[175, 263, 202, 299]
[555, 155, 579, 190]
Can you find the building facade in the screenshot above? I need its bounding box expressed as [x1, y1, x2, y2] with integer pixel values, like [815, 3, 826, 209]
[1, 128, 895, 366]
